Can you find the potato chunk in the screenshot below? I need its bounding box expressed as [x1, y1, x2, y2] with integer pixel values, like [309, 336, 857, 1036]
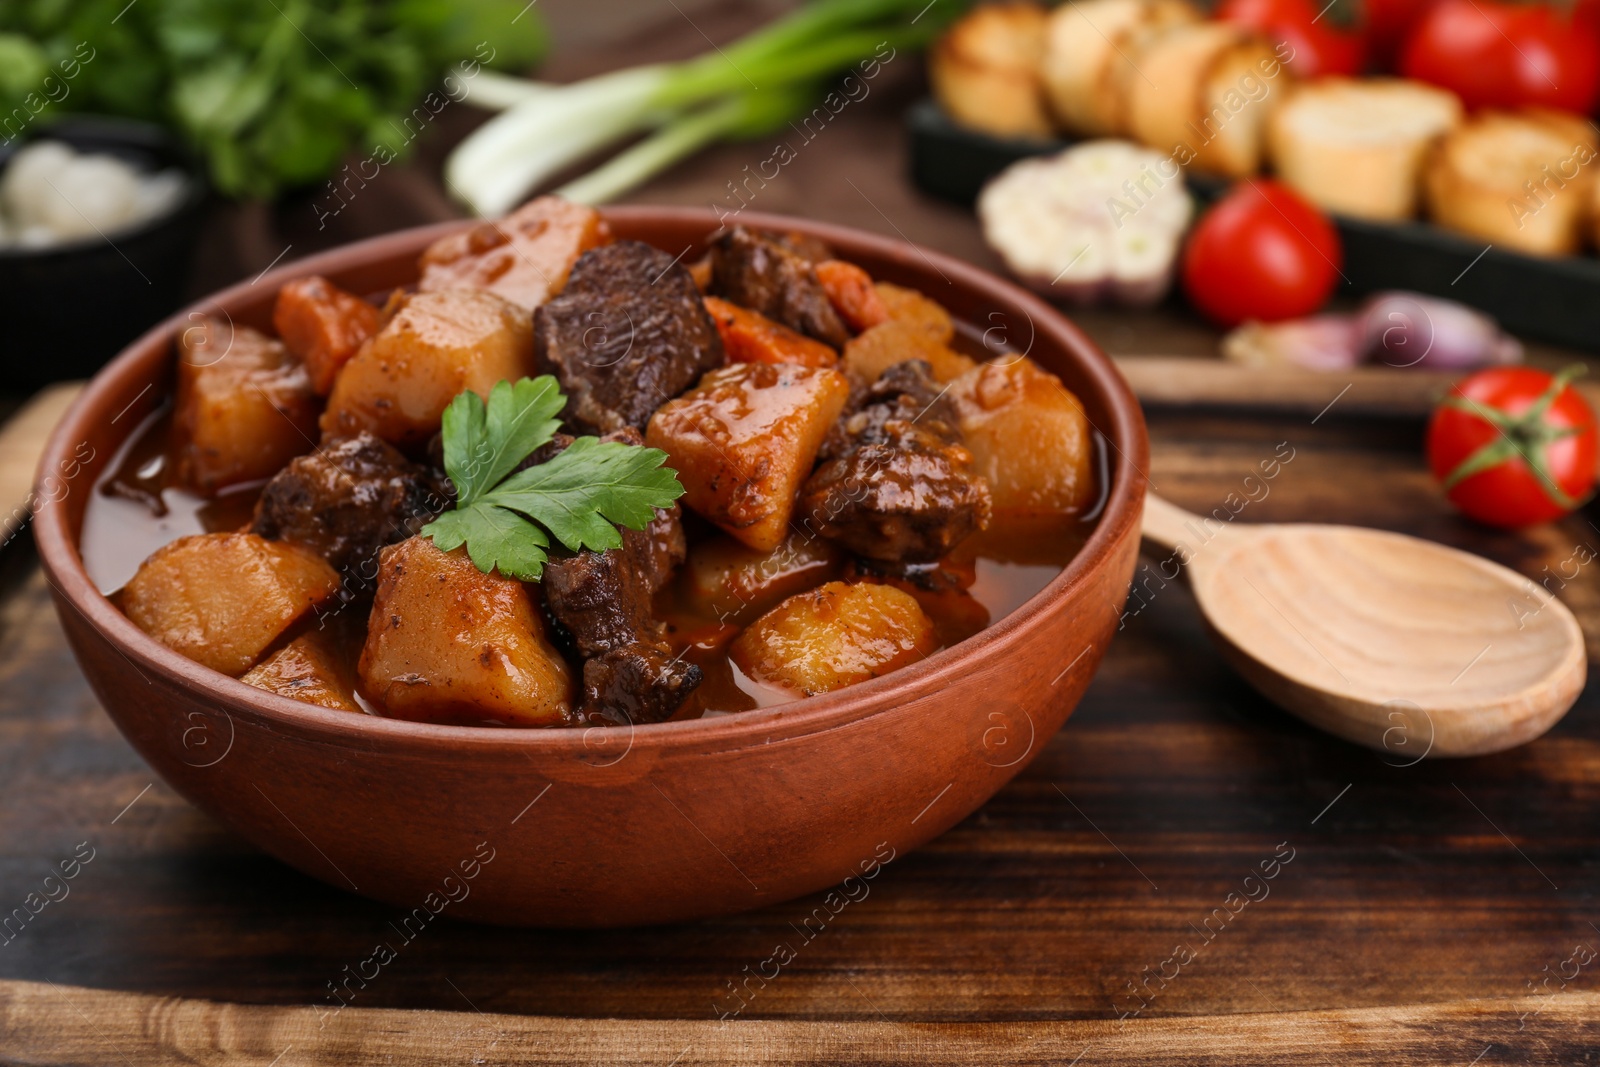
[272, 275, 382, 395]
[171, 317, 320, 494]
[842, 320, 977, 385]
[951, 357, 1095, 513]
[730, 581, 938, 695]
[417, 196, 612, 311]
[321, 289, 534, 449]
[874, 282, 955, 343]
[240, 625, 362, 712]
[359, 537, 573, 726]
[682, 531, 843, 625]
[120, 533, 340, 676]
[646, 362, 850, 553]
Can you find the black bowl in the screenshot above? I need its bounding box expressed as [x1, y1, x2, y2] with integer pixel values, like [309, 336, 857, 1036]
[0, 115, 207, 389]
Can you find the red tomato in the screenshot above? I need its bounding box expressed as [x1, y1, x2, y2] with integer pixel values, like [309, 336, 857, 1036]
[1399, 0, 1600, 113]
[1366, 0, 1441, 68]
[1214, 0, 1367, 77]
[1579, 0, 1600, 36]
[1427, 366, 1597, 528]
[1181, 180, 1343, 329]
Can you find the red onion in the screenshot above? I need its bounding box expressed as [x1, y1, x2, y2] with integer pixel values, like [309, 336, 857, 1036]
[1356, 292, 1522, 370]
[1221, 292, 1523, 373]
[1221, 315, 1364, 371]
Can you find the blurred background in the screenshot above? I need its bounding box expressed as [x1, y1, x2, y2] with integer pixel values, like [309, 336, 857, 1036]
[7, 0, 1600, 388]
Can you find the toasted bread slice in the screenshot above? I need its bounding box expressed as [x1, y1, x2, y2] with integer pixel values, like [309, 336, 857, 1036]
[1425, 109, 1599, 256]
[1269, 78, 1462, 220]
[1041, 0, 1200, 137]
[931, 2, 1053, 139]
[1122, 22, 1286, 177]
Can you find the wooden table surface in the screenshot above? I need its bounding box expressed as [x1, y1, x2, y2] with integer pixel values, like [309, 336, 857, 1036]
[3, 3, 1599, 1063]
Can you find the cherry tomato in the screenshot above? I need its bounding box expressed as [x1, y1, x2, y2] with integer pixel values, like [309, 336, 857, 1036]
[1365, 0, 1442, 68]
[1399, 0, 1600, 113]
[1427, 366, 1597, 528]
[1215, 0, 1367, 77]
[1181, 180, 1343, 329]
[1579, 0, 1600, 36]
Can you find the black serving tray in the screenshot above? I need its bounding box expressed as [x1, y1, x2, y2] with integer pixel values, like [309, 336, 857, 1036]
[908, 98, 1600, 353]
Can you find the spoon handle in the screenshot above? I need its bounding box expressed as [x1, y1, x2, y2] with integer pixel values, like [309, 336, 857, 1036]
[1140, 493, 1207, 552]
[1140, 492, 1252, 557]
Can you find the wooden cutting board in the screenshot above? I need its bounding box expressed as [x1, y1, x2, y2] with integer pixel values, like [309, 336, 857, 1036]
[3, 978, 1597, 1064]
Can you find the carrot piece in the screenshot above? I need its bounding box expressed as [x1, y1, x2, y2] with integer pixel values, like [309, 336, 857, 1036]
[703, 296, 839, 369]
[273, 276, 382, 395]
[687, 254, 714, 292]
[815, 259, 890, 333]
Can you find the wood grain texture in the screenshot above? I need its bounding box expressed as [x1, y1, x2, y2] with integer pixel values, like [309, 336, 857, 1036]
[0, 383, 82, 544]
[2, 979, 1597, 1065]
[1, 1, 1598, 1060]
[1115, 357, 1600, 419]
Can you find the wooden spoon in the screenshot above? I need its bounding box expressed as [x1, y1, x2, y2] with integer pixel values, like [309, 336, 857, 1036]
[1141, 494, 1586, 758]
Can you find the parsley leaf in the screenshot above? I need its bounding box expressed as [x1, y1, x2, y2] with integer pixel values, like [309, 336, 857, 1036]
[443, 376, 565, 506]
[422, 377, 684, 582]
[424, 504, 550, 581]
[488, 436, 688, 554]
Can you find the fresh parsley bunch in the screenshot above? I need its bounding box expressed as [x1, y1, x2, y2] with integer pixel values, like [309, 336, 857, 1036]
[0, 0, 548, 198]
[424, 377, 685, 582]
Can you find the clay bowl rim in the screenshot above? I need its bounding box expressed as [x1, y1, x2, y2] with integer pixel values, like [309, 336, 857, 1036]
[33, 205, 1148, 757]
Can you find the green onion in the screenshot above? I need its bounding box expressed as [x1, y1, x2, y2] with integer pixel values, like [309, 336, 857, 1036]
[555, 83, 817, 206]
[445, 0, 959, 216]
[460, 71, 563, 111]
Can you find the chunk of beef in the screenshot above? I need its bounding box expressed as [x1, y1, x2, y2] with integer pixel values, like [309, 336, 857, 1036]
[582, 645, 702, 727]
[542, 504, 686, 657]
[620, 468, 691, 595]
[848, 554, 977, 593]
[773, 231, 835, 264]
[711, 227, 850, 349]
[534, 241, 724, 433]
[538, 428, 696, 722]
[251, 433, 445, 582]
[544, 504, 696, 723]
[867, 359, 958, 423]
[801, 360, 992, 563]
[800, 427, 992, 562]
[820, 359, 960, 460]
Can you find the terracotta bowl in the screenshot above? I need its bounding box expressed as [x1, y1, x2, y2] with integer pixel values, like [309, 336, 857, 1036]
[33, 207, 1147, 927]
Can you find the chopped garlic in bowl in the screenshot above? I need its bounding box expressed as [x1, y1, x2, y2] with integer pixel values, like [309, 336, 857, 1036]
[0, 140, 189, 250]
